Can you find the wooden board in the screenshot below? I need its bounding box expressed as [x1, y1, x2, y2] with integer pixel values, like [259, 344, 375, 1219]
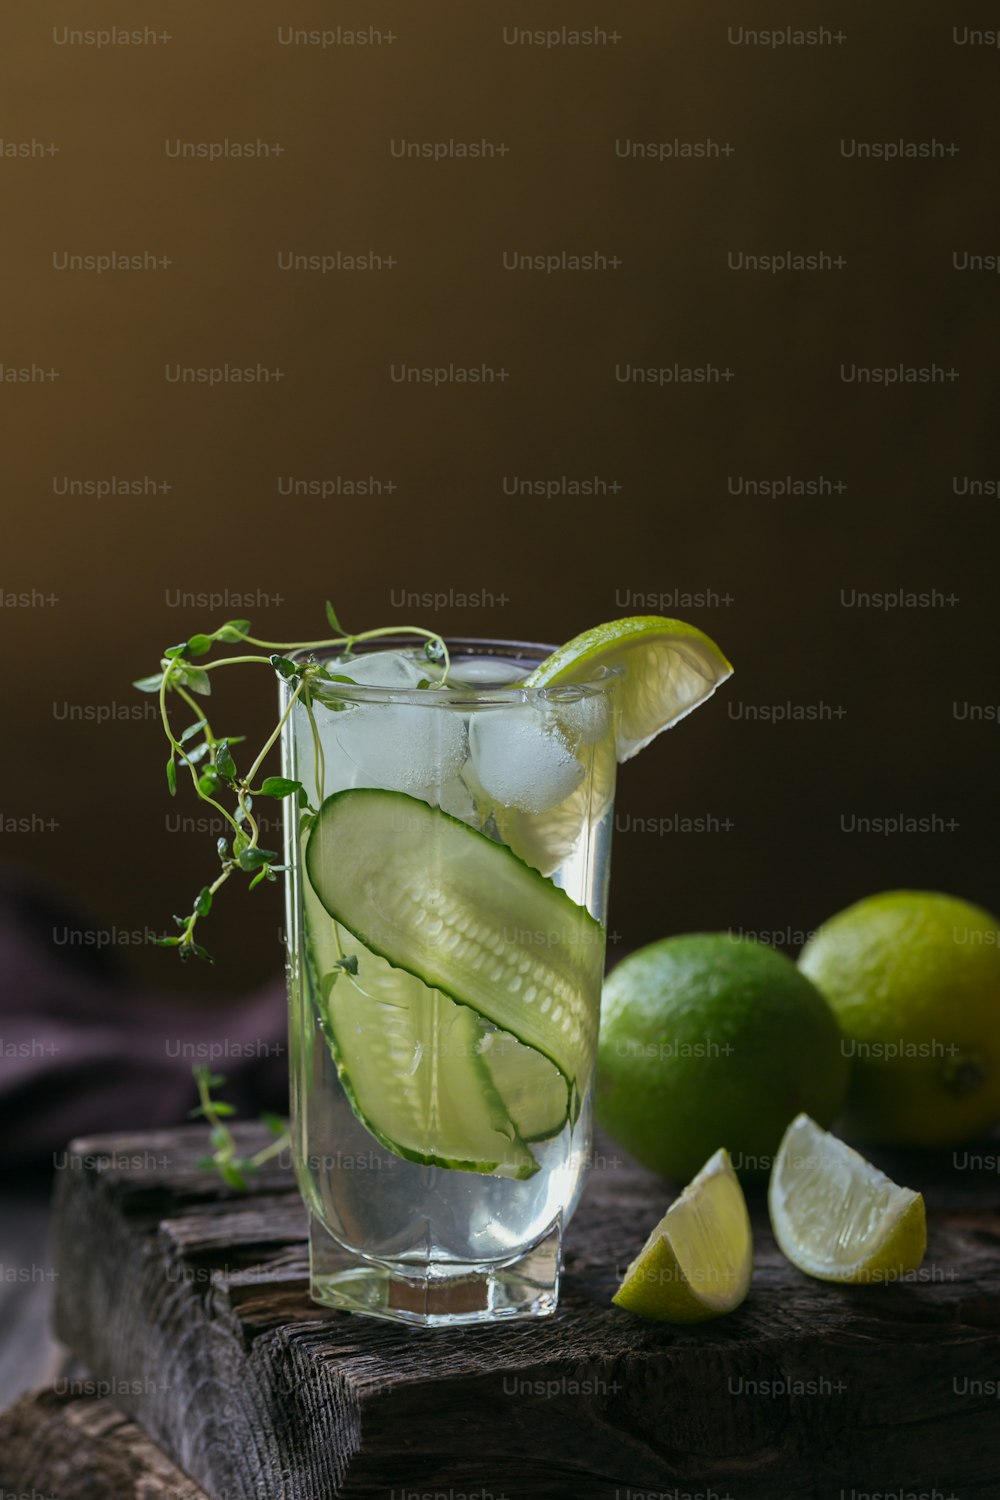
[49, 1124, 1000, 1499]
[0, 1387, 209, 1497]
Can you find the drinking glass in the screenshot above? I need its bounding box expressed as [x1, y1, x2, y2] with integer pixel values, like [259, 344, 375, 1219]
[281, 638, 618, 1326]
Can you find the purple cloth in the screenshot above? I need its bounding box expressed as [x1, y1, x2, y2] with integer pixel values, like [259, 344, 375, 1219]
[0, 870, 287, 1174]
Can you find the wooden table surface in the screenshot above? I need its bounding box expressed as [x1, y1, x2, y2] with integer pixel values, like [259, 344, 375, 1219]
[10, 1123, 999, 1498]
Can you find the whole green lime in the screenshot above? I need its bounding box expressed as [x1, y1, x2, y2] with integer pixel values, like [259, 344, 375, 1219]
[596, 934, 849, 1181]
[799, 890, 1000, 1147]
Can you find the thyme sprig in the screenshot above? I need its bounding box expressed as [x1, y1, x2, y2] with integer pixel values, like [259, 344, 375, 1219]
[135, 603, 450, 962]
[189, 1066, 289, 1190]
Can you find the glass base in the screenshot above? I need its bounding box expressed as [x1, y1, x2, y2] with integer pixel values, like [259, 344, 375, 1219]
[308, 1212, 563, 1327]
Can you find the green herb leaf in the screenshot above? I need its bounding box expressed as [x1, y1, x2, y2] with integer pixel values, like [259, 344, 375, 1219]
[163, 643, 188, 660]
[180, 940, 214, 964]
[166, 757, 177, 796]
[216, 619, 251, 643]
[198, 769, 220, 797]
[232, 794, 252, 823]
[258, 776, 302, 799]
[269, 655, 300, 681]
[260, 1112, 287, 1137]
[181, 741, 212, 766]
[186, 634, 213, 658]
[237, 845, 277, 872]
[247, 866, 269, 891]
[133, 673, 164, 693]
[196, 1068, 226, 1088]
[325, 600, 346, 633]
[220, 1162, 248, 1190]
[232, 829, 249, 859]
[194, 887, 213, 918]
[154, 935, 181, 948]
[180, 719, 207, 743]
[176, 665, 212, 697]
[215, 740, 237, 782]
[320, 956, 359, 998]
[310, 691, 349, 713]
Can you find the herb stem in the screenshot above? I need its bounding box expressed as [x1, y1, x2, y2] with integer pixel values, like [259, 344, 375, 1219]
[245, 674, 308, 788]
[174, 683, 218, 749]
[247, 1134, 289, 1170]
[302, 684, 326, 806]
[232, 625, 451, 683]
[197, 655, 275, 672]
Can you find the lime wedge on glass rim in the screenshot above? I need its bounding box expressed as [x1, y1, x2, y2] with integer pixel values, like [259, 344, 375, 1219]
[613, 1148, 753, 1322]
[768, 1114, 927, 1284]
[494, 616, 733, 875]
[524, 615, 734, 761]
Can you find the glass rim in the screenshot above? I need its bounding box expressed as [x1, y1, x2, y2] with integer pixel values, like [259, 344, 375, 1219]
[285, 636, 623, 707]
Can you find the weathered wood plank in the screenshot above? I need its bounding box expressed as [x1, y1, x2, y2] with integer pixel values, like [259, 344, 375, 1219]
[50, 1125, 1000, 1499]
[0, 1387, 209, 1498]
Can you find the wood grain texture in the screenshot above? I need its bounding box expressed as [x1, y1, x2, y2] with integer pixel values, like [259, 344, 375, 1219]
[0, 1387, 209, 1497]
[49, 1125, 1000, 1500]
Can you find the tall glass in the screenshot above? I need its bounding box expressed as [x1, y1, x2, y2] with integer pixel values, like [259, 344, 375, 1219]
[281, 638, 618, 1326]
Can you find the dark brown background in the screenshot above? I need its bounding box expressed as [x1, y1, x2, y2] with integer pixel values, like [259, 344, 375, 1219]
[2, 0, 998, 996]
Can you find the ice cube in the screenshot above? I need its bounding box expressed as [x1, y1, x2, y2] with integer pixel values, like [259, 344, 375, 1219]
[447, 656, 528, 687]
[550, 691, 612, 747]
[335, 702, 468, 799]
[300, 650, 468, 802]
[468, 709, 585, 815]
[328, 648, 427, 689]
[434, 773, 478, 825]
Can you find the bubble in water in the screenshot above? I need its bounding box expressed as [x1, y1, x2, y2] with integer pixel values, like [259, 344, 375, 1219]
[468, 709, 584, 815]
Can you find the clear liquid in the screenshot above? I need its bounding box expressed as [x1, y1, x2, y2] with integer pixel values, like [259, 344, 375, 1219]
[284, 647, 616, 1276]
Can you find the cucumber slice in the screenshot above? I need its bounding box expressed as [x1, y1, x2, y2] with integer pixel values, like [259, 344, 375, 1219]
[304, 883, 539, 1176]
[329, 968, 539, 1179]
[479, 1027, 571, 1142]
[306, 889, 566, 1165]
[305, 789, 605, 1096]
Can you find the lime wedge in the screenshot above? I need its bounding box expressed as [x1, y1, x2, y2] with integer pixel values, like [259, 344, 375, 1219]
[524, 616, 733, 761]
[768, 1114, 927, 1284]
[613, 1148, 752, 1322]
